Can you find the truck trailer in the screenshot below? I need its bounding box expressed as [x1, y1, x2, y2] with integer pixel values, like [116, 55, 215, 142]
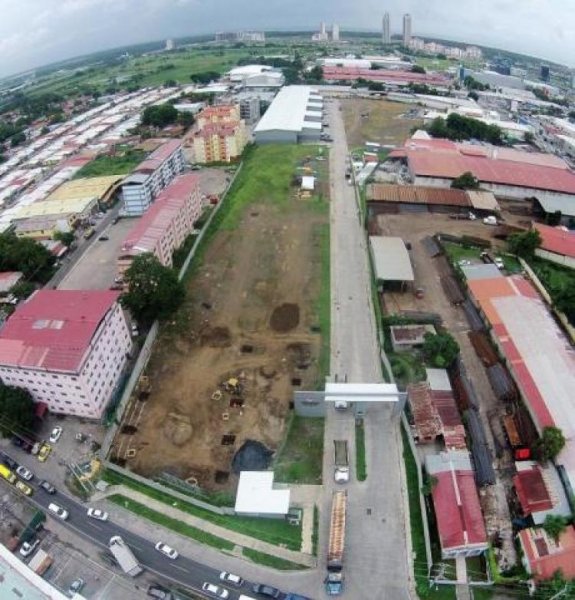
[28, 549, 53, 576]
[325, 490, 347, 595]
[334, 440, 349, 483]
[109, 536, 143, 577]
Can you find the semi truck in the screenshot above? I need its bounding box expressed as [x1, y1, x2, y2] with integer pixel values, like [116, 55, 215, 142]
[109, 535, 143, 577]
[28, 549, 53, 576]
[334, 441, 349, 483]
[325, 490, 347, 595]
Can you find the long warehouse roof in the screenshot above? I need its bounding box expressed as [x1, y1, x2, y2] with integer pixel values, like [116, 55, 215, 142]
[254, 86, 322, 134]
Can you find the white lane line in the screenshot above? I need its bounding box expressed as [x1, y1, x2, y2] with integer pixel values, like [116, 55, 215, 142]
[170, 564, 190, 573]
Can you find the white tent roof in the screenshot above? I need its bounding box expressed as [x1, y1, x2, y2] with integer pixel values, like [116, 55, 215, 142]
[234, 471, 290, 515]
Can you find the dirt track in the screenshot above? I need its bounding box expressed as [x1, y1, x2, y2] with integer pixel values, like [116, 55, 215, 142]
[115, 194, 327, 491]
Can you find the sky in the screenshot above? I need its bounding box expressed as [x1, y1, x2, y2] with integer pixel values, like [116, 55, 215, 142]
[0, 0, 574, 78]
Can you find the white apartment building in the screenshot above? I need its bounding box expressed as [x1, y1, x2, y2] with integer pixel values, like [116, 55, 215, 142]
[0, 290, 132, 419]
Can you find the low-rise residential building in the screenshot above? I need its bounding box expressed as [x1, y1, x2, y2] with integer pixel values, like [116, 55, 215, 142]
[193, 121, 247, 163]
[121, 140, 185, 216]
[518, 525, 575, 581]
[118, 173, 202, 273]
[0, 290, 132, 419]
[12, 214, 72, 240]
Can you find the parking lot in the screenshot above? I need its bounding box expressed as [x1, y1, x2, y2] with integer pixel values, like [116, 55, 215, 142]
[58, 217, 136, 291]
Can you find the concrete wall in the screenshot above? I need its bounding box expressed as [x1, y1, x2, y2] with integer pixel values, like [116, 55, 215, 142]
[254, 130, 298, 144]
[294, 390, 326, 417]
[535, 248, 575, 270]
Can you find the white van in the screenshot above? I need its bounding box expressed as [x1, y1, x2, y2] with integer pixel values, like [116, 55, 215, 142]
[239, 596, 257, 600]
[48, 503, 69, 520]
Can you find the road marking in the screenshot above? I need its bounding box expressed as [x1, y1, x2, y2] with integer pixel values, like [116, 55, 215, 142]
[86, 521, 103, 531]
[169, 564, 190, 573]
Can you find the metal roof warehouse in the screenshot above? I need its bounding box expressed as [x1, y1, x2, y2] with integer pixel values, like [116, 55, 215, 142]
[369, 236, 414, 283]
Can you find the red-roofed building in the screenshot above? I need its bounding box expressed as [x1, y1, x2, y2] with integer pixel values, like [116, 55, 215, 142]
[322, 66, 450, 87]
[425, 451, 488, 558]
[0, 290, 132, 419]
[0, 272, 23, 295]
[196, 105, 241, 128]
[513, 466, 553, 516]
[519, 525, 575, 581]
[193, 121, 247, 163]
[533, 223, 575, 269]
[118, 173, 201, 272]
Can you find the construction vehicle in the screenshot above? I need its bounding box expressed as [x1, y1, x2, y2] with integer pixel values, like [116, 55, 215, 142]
[28, 549, 53, 576]
[222, 378, 243, 394]
[325, 491, 347, 595]
[0, 464, 16, 484]
[334, 441, 349, 483]
[109, 536, 143, 577]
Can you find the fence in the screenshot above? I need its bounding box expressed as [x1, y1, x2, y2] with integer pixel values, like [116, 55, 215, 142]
[100, 164, 244, 460]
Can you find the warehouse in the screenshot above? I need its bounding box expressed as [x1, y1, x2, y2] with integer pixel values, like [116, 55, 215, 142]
[369, 236, 414, 290]
[254, 86, 323, 144]
[533, 223, 575, 269]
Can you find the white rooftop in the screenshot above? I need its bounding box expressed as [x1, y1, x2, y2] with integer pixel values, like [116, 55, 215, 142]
[254, 86, 323, 134]
[425, 368, 452, 392]
[369, 236, 415, 282]
[235, 471, 290, 516]
[325, 382, 401, 403]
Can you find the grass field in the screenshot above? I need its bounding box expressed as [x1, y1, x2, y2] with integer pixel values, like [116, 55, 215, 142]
[355, 421, 367, 482]
[274, 416, 325, 484]
[73, 150, 145, 178]
[242, 548, 308, 571]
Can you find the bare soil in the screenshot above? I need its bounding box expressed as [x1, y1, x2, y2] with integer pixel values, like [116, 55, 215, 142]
[115, 200, 327, 491]
[341, 98, 423, 148]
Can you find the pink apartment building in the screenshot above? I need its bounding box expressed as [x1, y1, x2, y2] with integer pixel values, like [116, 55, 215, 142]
[118, 173, 202, 273]
[0, 290, 132, 419]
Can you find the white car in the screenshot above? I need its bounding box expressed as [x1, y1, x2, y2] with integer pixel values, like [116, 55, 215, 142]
[155, 541, 179, 559]
[48, 503, 69, 520]
[49, 427, 62, 443]
[19, 539, 40, 557]
[87, 508, 109, 521]
[483, 215, 497, 225]
[16, 465, 33, 481]
[219, 571, 243, 586]
[494, 257, 505, 270]
[202, 583, 229, 599]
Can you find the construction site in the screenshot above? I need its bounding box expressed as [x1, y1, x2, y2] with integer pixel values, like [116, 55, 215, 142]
[109, 146, 330, 492]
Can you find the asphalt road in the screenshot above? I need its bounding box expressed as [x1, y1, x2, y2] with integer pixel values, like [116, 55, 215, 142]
[0, 459, 297, 600]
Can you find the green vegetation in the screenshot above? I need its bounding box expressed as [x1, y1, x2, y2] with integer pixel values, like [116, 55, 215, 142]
[312, 505, 319, 556]
[426, 113, 503, 145]
[315, 222, 331, 385]
[121, 253, 186, 324]
[141, 102, 179, 127]
[534, 426, 566, 462]
[442, 241, 483, 263]
[172, 233, 198, 271]
[274, 416, 324, 484]
[0, 232, 55, 283]
[0, 383, 35, 438]
[242, 548, 308, 571]
[542, 514, 570, 542]
[422, 332, 460, 369]
[508, 229, 542, 259]
[73, 149, 145, 178]
[53, 230, 75, 247]
[389, 352, 427, 388]
[102, 470, 302, 549]
[529, 257, 575, 325]
[451, 171, 480, 190]
[355, 420, 367, 481]
[107, 495, 234, 551]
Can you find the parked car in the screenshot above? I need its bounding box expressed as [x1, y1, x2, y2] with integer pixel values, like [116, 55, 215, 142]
[16, 466, 33, 481]
[154, 542, 178, 559]
[131, 323, 139, 337]
[15, 480, 33, 496]
[202, 583, 229, 599]
[39, 480, 56, 494]
[38, 443, 51, 463]
[98, 235, 109, 241]
[112, 216, 121, 225]
[252, 584, 281, 598]
[87, 508, 109, 521]
[494, 257, 505, 270]
[49, 427, 62, 443]
[284, 595, 314, 600]
[483, 215, 497, 225]
[48, 503, 69, 520]
[68, 578, 85, 595]
[0, 453, 17, 470]
[219, 571, 243, 586]
[19, 539, 40, 557]
[147, 584, 172, 600]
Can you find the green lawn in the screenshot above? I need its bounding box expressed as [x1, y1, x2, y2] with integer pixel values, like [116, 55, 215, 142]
[442, 241, 483, 263]
[274, 416, 324, 484]
[73, 150, 145, 178]
[242, 548, 308, 571]
[315, 222, 331, 387]
[108, 495, 234, 551]
[355, 421, 367, 482]
[102, 469, 301, 550]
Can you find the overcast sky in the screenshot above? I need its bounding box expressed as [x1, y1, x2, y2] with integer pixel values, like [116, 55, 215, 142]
[0, 0, 573, 78]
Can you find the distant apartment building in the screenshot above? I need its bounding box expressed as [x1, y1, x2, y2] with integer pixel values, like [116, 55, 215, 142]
[196, 104, 241, 128]
[193, 122, 247, 163]
[240, 97, 261, 123]
[403, 14, 412, 46]
[118, 173, 202, 273]
[382, 13, 391, 45]
[121, 140, 185, 216]
[215, 31, 264, 43]
[0, 290, 132, 419]
[332, 24, 340, 42]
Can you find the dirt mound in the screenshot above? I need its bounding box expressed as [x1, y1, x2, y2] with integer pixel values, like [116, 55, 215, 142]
[270, 303, 300, 332]
[163, 412, 193, 446]
[231, 440, 274, 474]
[200, 326, 231, 347]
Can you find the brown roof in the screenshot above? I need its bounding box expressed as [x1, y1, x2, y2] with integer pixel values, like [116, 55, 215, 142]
[366, 184, 470, 206]
[513, 467, 553, 515]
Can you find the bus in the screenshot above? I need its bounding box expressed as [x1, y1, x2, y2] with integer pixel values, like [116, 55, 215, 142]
[0, 464, 17, 484]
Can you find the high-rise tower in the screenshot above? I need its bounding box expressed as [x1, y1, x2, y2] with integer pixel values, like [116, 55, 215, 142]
[403, 13, 412, 46]
[382, 13, 391, 45]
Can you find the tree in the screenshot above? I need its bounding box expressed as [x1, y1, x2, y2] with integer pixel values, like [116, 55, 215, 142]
[524, 131, 534, 144]
[507, 229, 542, 258]
[304, 65, 323, 83]
[467, 91, 479, 101]
[141, 103, 179, 128]
[53, 230, 75, 247]
[189, 71, 220, 85]
[546, 210, 562, 226]
[542, 514, 569, 542]
[177, 111, 195, 128]
[554, 280, 575, 324]
[0, 383, 35, 438]
[451, 171, 480, 190]
[411, 64, 426, 74]
[0, 232, 55, 283]
[121, 253, 185, 324]
[8, 280, 35, 301]
[10, 131, 26, 147]
[422, 332, 460, 368]
[534, 426, 566, 461]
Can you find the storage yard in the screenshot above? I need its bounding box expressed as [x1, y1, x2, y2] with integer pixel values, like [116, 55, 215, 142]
[111, 145, 330, 491]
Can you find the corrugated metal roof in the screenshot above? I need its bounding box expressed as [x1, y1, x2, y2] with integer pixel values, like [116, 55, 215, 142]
[254, 86, 321, 134]
[367, 184, 469, 206]
[369, 236, 414, 282]
[519, 526, 575, 581]
[534, 223, 575, 259]
[513, 466, 553, 515]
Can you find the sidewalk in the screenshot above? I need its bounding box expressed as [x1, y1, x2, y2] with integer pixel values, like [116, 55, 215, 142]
[94, 484, 317, 567]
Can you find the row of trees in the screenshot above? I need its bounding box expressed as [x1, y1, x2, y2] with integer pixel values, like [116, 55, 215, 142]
[426, 113, 504, 145]
[140, 103, 194, 129]
[0, 232, 55, 283]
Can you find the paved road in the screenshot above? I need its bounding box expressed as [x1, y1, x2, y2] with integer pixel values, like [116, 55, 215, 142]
[320, 98, 411, 599]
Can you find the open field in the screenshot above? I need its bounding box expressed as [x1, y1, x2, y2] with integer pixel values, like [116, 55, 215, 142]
[341, 98, 423, 148]
[111, 145, 330, 492]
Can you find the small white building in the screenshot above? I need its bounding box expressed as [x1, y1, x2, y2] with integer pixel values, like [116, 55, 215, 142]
[234, 471, 290, 518]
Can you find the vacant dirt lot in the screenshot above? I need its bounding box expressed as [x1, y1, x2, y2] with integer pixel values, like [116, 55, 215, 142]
[113, 147, 329, 491]
[341, 98, 423, 148]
